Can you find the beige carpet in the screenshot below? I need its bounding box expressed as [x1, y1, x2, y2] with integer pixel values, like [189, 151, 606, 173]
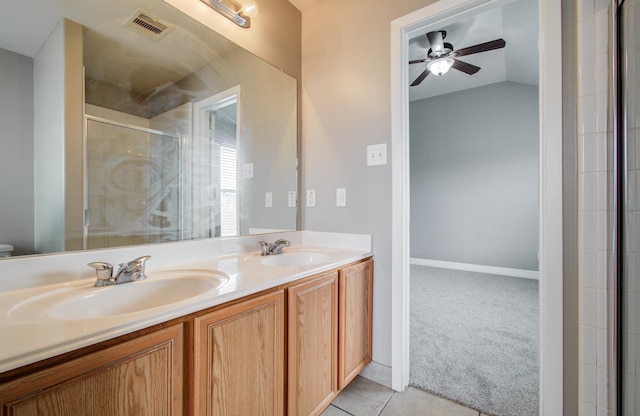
[409, 265, 539, 416]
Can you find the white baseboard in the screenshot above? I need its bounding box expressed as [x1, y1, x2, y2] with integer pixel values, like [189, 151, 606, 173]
[410, 258, 539, 280]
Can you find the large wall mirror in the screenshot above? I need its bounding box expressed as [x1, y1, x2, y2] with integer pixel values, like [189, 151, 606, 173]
[0, 0, 298, 258]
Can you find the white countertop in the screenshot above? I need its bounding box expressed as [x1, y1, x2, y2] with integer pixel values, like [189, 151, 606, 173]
[0, 232, 371, 374]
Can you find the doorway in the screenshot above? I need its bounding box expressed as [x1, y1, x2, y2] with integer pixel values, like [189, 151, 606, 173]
[406, 2, 539, 414]
[390, 0, 564, 414]
[192, 86, 241, 239]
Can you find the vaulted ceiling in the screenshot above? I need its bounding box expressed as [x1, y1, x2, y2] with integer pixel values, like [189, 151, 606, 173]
[288, 0, 539, 102]
[409, 0, 539, 101]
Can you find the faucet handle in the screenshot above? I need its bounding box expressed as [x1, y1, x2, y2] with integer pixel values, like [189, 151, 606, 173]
[258, 241, 272, 256]
[131, 255, 151, 281]
[132, 255, 151, 267]
[88, 262, 114, 287]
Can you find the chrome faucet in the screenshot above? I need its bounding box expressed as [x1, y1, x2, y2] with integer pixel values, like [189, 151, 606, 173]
[271, 239, 290, 254]
[88, 255, 151, 287]
[258, 239, 290, 256]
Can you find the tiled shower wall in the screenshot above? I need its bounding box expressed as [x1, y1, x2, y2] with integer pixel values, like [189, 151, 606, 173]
[577, 0, 613, 414]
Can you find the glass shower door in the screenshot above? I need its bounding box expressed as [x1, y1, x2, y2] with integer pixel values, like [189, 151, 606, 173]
[85, 117, 180, 249]
[620, 0, 639, 413]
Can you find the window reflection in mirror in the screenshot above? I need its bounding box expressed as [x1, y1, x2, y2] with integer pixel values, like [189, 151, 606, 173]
[213, 102, 239, 238]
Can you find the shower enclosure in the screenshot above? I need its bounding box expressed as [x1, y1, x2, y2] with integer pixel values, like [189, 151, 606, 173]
[614, 0, 639, 413]
[84, 116, 182, 249]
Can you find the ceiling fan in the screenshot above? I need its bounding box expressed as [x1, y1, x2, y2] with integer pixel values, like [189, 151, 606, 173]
[409, 30, 506, 86]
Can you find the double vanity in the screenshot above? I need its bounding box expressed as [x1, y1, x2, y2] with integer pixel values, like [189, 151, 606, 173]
[0, 231, 373, 415]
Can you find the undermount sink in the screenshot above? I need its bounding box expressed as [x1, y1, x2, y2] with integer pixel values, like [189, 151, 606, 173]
[260, 251, 331, 267]
[9, 270, 229, 322]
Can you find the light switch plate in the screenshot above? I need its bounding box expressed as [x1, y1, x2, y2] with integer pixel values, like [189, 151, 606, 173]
[336, 188, 346, 207]
[367, 144, 387, 166]
[243, 163, 254, 178]
[265, 192, 272, 208]
[306, 190, 316, 207]
[288, 191, 296, 207]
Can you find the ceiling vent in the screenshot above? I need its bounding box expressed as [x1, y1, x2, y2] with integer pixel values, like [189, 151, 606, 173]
[124, 10, 174, 41]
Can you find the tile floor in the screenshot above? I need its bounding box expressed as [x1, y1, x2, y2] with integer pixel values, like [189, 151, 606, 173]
[321, 376, 491, 416]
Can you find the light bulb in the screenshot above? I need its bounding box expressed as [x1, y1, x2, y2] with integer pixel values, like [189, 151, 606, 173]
[427, 57, 454, 76]
[241, 0, 258, 17]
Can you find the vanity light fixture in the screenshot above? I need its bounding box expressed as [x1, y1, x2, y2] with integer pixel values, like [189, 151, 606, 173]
[200, 0, 258, 28]
[241, 0, 258, 17]
[426, 57, 454, 76]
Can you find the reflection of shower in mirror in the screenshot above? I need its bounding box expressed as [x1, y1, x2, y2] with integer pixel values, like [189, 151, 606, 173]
[86, 113, 182, 249]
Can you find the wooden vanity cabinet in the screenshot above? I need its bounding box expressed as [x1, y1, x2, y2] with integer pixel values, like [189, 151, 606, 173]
[0, 324, 184, 416]
[287, 258, 373, 416]
[287, 272, 339, 416]
[192, 290, 285, 416]
[338, 259, 373, 389]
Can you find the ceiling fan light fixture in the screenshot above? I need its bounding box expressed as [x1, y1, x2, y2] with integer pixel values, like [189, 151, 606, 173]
[427, 57, 454, 76]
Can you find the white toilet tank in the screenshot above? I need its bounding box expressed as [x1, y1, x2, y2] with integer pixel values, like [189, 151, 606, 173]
[0, 244, 14, 257]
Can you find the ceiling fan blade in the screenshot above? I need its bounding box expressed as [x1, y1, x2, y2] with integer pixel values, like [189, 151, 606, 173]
[454, 38, 506, 57]
[410, 69, 429, 86]
[452, 59, 481, 75]
[409, 58, 427, 64]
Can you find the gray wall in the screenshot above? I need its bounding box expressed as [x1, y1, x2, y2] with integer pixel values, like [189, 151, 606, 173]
[33, 19, 66, 254]
[0, 48, 34, 254]
[33, 18, 84, 254]
[301, 0, 442, 366]
[409, 81, 539, 271]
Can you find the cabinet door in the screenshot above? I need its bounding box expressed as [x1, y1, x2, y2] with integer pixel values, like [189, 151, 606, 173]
[288, 272, 338, 416]
[0, 324, 184, 416]
[193, 290, 285, 416]
[338, 259, 373, 389]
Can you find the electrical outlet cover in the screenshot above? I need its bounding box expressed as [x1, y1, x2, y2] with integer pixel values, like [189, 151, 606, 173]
[243, 163, 254, 178]
[367, 144, 387, 166]
[306, 190, 316, 207]
[336, 188, 346, 207]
